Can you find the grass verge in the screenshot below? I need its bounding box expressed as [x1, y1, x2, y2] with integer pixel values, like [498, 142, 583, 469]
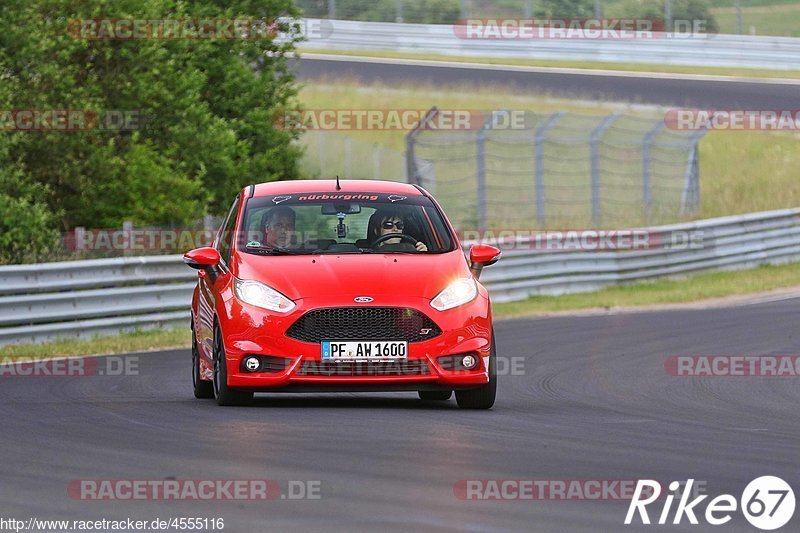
[0, 327, 190, 360]
[299, 48, 800, 80]
[712, 3, 800, 38]
[493, 261, 800, 317]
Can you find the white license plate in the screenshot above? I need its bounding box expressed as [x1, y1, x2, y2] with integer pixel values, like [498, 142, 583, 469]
[321, 340, 408, 361]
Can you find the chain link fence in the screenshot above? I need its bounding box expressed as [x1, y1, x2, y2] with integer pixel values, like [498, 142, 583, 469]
[406, 109, 706, 230]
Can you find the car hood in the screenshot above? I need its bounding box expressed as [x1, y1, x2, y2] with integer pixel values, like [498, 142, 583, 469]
[232, 250, 470, 301]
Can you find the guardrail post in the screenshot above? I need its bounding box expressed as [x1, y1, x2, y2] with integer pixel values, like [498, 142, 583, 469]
[589, 113, 620, 227]
[534, 112, 564, 226]
[642, 121, 665, 223]
[405, 107, 439, 186]
[396, 0, 403, 23]
[328, 0, 336, 19]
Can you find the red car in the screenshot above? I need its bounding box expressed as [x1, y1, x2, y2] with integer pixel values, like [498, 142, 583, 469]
[184, 179, 501, 408]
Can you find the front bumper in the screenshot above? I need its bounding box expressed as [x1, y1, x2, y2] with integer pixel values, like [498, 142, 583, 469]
[215, 293, 493, 392]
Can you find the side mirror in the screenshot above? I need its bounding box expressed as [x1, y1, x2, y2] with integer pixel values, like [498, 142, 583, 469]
[183, 247, 221, 270]
[469, 244, 501, 279]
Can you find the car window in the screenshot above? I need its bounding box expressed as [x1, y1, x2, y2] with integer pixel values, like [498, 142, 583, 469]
[239, 192, 454, 254]
[217, 195, 241, 265]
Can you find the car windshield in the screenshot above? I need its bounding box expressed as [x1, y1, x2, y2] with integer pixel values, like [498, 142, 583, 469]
[238, 191, 455, 255]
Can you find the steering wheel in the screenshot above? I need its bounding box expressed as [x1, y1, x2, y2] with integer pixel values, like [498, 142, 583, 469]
[372, 233, 418, 248]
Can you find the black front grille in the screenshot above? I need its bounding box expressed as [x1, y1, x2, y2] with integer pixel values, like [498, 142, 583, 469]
[297, 360, 430, 376]
[286, 307, 441, 343]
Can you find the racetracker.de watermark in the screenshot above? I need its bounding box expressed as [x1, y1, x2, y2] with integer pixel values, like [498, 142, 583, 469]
[67, 18, 332, 40]
[453, 18, 710, 40]
[68, 479, 323, 500]
[65, 229, 215, 252]
[0, 110, 153, 131]
[665, 109, 800, 131]
[459, 229, 704, 251]
[453, 479, 701, 501]
[0, 356, 138, 378]
[275, 109, 529, 131]
[665, 355, 800, 377]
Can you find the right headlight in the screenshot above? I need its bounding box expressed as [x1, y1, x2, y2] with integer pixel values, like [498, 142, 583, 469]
[234, 278, 295, 313]
[430, 278, 478, 311]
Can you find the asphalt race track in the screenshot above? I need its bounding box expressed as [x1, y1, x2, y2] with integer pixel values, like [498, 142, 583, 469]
[294, 55, 800, 108]
[2, 298, 799, 532]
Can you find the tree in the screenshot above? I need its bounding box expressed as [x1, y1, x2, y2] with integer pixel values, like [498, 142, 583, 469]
[0, 0, 304, 263]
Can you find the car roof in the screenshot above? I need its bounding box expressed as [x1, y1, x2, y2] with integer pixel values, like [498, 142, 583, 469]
[249, 179, 424, 198]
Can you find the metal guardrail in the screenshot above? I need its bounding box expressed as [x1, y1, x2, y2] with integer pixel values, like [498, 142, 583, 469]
[298, 18, 800, 71]
[1, 207, 800, 346]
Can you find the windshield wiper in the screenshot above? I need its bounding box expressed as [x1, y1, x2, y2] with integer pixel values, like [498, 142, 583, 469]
[245, 245, 304, 255]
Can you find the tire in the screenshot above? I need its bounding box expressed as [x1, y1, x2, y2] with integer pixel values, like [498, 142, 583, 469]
[192, 329, 214, 399]
[418, 390, 452, 401]
[213, 323, 253, 406]
[455, 333, 497, 410]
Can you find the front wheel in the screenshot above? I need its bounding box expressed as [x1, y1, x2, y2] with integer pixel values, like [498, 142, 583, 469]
[192, 329, 214, 399]
[213, 323, 253, 406]
[455, 335, 497, 409]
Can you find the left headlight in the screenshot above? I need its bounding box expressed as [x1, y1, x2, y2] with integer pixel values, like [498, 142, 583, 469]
[430, 278, 478, 311]
[234, 278, 295, 313]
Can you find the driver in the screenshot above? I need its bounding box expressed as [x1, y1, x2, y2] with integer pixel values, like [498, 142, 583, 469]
[263, 206, 297, 248]
[368, 208, 428, 252]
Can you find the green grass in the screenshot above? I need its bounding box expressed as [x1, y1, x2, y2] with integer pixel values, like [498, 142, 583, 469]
[0, 327, 190, 360]
[712, 3, 800, 37]
[300, 48, 800, 80]
[493, 261, 800, 317]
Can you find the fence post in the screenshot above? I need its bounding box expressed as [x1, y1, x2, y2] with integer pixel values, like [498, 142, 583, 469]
[396, 0, 403, 22]
[122, 221, 133, 256]
[318, 132, 326, 176]
[328, 0, 336, 19]
[736, 0, 742, 35]
[589, 113, 619, 227]
[344, 136, 352, 177]
[665, 0, 672, 32]
[74, 226, 86, 253]
[523, 0, 533, 18]
[475, 118, 489, 231]
[533, 112, 564, 226]
[405, 107, 439, 185]
[642, 121, 665, 223]
[680, 129, 707, 215]
[372, 143, 381, 180]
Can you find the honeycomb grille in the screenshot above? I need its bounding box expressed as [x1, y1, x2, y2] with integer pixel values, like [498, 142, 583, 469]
[286, 307, 441, 343]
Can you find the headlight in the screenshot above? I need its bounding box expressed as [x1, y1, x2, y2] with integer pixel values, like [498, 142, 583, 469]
[430, 278, 477, 311]
[234, 278, 295, 313]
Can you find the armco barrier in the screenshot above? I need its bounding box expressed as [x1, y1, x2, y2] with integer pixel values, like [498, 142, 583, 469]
[1, 207, 799, 346]
[298, 18, 800, 71]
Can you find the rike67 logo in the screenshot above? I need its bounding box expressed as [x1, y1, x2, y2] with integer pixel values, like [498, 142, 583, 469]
[625, 477, 795, 530]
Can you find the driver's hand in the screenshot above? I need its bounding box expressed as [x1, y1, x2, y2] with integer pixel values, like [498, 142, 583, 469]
[415, 241, 428, 252]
